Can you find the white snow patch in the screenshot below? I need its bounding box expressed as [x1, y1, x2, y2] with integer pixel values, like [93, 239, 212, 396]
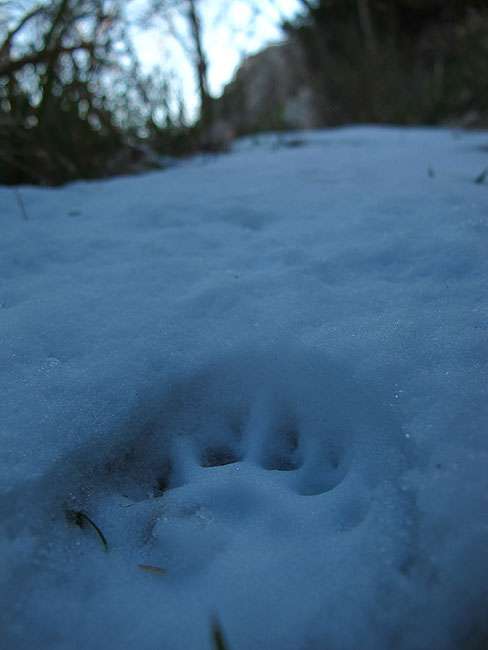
[1, 126, 488, 650]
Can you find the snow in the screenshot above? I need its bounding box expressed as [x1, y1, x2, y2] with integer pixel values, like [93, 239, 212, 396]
[1, 126, 487, 650]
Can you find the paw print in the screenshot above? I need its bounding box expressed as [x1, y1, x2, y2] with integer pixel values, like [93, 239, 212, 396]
[54, 349, 415, 650]
[61, 351, 412, 578]
[19, 349, 421, 650]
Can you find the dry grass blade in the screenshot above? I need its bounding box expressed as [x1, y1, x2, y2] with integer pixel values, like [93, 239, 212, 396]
[14, 188, 29, 220]
[475, 168, 487, 184]
[138, 564, 167, 574]
[65, 509, 108, 551]
[210, 615, 232, 650]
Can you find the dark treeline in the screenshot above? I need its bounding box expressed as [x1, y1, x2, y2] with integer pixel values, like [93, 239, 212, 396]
[287, 0, 488, 127]
[1, 0, 486, 186]
[0, 0, 197, 186]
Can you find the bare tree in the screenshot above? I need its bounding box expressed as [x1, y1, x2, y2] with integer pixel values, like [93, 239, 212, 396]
[356, 0, 376, 53]
[145, 0, 212, 129]
[144, 0, 300, 132]
[0, 0, 155, 183]
[186, 0, 211, 126]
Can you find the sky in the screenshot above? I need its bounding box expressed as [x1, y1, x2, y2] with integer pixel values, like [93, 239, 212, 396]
[128, 0, 304, 119]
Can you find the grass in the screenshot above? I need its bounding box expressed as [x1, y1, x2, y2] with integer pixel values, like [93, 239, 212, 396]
[211, 615, 232, 650]
[65, 509, 108, 552]
[475, 168, 487, 184]
[14, 188, 29, 220]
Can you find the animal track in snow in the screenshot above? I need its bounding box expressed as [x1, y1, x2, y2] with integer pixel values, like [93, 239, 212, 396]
[3, 348, 420, 650]
[52, 349, 415, 583]
[155, 403, 347, 502]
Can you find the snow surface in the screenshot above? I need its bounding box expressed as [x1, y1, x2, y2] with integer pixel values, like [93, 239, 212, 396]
[1, 127, 487, 650]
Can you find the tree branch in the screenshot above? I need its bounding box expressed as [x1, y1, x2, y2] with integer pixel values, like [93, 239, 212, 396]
[0, 5, 49, 62]
[298, 0, 315, 13]
[0, 42, 95, 77]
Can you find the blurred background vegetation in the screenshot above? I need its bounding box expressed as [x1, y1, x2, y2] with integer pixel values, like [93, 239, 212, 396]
[289, 0, 488, 126]
[1, 0, 487, 186]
